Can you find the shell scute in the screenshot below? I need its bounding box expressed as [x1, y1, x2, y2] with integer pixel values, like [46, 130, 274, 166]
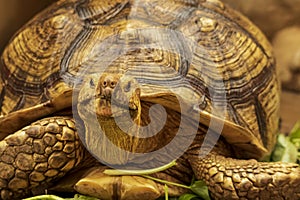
[0, 0, 279, 157]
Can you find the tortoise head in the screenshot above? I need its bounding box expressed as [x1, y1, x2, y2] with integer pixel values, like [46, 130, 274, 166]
[75, 72, 143, 167]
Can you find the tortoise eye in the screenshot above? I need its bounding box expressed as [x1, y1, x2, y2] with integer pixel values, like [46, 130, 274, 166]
[89, 79, 95, 88]
[124, 81, 131, 92]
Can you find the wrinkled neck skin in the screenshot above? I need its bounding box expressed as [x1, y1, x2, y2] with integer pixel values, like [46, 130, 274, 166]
[95, 91, 142, 159]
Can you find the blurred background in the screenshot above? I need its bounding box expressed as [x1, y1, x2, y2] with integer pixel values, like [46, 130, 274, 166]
[0, 0, 299, 132]
[0, 0, 52, 52]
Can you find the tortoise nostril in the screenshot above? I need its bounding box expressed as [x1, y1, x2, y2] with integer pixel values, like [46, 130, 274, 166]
[103, 81, 107, 87]
[102, 77, 118, 89]
[110, 81, 116, 88]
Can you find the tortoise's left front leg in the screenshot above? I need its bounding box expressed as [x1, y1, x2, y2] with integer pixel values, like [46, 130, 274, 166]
[188, 152, 300, 200]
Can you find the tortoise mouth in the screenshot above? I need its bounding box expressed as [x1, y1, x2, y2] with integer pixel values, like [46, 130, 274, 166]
[95, 96, 139, 119]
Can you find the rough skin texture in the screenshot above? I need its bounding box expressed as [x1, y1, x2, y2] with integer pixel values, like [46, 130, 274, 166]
[0, 117, 86, 199]
[192, 154, 300, 200]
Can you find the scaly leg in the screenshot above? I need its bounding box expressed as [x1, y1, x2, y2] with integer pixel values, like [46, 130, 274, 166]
[189, 152, 300, 200]
[0, 116, 88, 199]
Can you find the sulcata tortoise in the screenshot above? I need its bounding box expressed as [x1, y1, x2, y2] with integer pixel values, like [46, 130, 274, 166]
[0, 0, 299, 199]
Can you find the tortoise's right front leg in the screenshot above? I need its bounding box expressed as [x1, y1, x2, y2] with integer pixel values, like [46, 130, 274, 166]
[0, 116, 87, 199]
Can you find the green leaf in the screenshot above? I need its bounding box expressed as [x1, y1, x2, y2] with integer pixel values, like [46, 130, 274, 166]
[165, 184, 169, 200]
[271, 134, 298, 163]
[290, 121, 300, 139]
[189, 180, 211, 200]
[104, 160, 177, 176]
[289, 121, 300, 149]
[23, 195, 65, 200]
[178, 193, 202, 200]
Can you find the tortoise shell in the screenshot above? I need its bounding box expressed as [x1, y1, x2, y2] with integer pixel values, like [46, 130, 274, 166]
[0, 0, 279, 159]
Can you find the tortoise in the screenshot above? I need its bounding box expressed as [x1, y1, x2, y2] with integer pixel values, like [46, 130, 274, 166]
[0, 0, 300, 199]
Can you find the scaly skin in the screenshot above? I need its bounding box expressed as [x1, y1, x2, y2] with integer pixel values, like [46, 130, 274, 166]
[188, 138, 300, 200]
[0, 116, 86, 199]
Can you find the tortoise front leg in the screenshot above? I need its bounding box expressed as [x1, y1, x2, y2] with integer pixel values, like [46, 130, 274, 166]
[0, 116, 88, 199]
[189, 152, 300, 200]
